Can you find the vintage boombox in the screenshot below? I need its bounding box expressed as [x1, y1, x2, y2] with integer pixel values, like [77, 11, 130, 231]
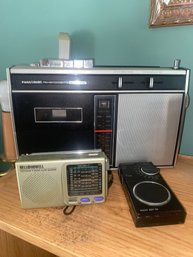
[6, 64, 190, 167]
[15, 150, 109, 209]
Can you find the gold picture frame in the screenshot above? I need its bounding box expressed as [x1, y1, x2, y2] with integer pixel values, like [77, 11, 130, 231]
[149, 0, 193, 27]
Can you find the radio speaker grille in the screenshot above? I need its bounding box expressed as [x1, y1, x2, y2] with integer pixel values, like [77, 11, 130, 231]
[17, 170, 63, 208]
[22, 172, 59, 203]
[115, 93, 183, 166]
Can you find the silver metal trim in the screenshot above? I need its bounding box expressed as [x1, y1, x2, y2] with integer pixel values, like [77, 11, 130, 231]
[12, 90, 185, 94]
[185, 69, 190, 94]
[173, 69, 190, 166]
[9, 66, 187, 75]
[133, 181, 171, 206]
[6, 68, 19, 159]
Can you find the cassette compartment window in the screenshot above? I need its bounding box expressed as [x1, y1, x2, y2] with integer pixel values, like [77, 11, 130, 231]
[34, 107, 83, 123]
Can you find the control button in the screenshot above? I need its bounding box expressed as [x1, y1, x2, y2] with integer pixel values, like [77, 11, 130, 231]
[173, 59, 181, 70]
[99, 100, 110, 109]
[80, 197, 90, 203]
[118, 77, 123, 88]
[94, 196, 104, 202]
[149, 77, 154, 89]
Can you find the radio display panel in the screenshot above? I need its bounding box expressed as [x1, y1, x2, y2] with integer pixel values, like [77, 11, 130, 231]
[67, 163, 102, 196]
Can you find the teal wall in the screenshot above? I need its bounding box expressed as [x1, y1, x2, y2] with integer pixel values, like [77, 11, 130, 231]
[0, 0, 193, 155]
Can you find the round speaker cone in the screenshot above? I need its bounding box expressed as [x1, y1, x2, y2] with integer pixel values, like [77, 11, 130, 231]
[133, 181, 171, 206]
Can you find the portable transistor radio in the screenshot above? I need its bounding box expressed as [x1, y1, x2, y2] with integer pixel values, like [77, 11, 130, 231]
[15, 150, 109, 209]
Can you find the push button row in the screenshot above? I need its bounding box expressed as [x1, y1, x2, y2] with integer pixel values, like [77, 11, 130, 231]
[80, 196, 104, 203]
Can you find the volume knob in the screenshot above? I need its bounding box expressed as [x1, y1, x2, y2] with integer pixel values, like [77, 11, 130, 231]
[140, 163, 160, 176]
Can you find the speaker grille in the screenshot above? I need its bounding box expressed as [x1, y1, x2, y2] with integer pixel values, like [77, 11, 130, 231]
[22, 172, 60, 204]
[116, 93, 183, 166]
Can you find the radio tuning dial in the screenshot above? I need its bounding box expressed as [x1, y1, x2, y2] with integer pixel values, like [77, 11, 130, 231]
[140, 165, 160, 176]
